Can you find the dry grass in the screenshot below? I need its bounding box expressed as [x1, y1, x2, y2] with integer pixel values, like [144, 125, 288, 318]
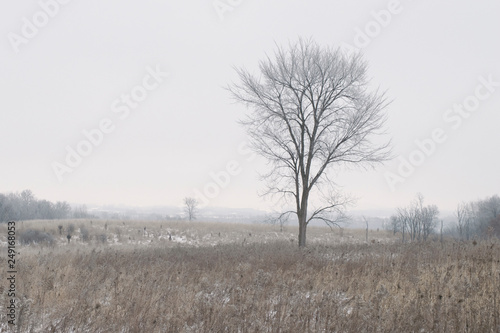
[0, 219, 499, 332]
[0, 219, 392, 248]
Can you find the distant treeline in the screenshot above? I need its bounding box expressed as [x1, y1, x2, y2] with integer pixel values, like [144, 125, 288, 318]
[0, 189, 94, 222]
[389, 194, 500, 240]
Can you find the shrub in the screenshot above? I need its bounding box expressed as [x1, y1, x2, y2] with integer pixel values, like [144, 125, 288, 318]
[114, 227, 122, 242]
[98, 234, 107, 244]
[18, 229, 55, 245]
[80, 225, 90, 242]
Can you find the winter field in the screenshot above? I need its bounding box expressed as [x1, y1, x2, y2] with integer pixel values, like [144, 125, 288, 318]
[1, 219, 499, 332]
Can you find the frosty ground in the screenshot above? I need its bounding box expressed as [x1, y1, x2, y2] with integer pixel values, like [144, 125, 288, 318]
[0, 219, 499, 332]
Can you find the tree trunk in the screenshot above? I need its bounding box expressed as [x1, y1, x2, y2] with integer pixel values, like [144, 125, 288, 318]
[365, 219, 368, 243]
[298, 205, 308, 247]
[298, 219, 307, 247]
[440, 220, 443, 243]
[297, 189, 309, 247]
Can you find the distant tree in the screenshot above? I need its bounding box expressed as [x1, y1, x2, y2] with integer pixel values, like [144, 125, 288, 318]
[489, 215, 500, 238]
[37, 200, 56, 219]
[363, 216, 369, 242]
[387, 215, 401, 236]
[229, 38, 391, 247]
[0, 190, 73, 222]
[396, 205, 417, 242]
[415, 193, 439, 241]
[478, 195, 500, 220]
[395, 193, 439, 242]
[55, 201, 71, 219]
[265, 212, 291, 232]
[476, 195, 500, 236]
[0, 194, 14, 222]
[456, 195, 500, 239]
[456, 202, 474, 240]
[4, 193, 21, 221]
[73, 205, 93, 219]
[20, 189, 36, 219]
[420, 204, 439, 241]
[184, 197, 198, 221]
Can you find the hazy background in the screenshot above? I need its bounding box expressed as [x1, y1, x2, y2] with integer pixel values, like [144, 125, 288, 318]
[1, 0, 499, 215]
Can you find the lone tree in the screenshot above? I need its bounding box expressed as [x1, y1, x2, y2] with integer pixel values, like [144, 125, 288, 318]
[184, 197, 198, 221]
[229, 38, 391, 247]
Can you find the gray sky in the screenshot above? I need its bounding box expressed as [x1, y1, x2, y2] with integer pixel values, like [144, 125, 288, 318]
[1, 0, 499, 213]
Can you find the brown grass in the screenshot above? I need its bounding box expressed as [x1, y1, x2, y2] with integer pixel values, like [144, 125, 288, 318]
[0, 220, 499, 332]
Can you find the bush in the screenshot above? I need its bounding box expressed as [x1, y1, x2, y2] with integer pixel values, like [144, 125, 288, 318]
[114, 227, 122, 241]
[80, 225, 90, 242]
[67, 224, 75, 234]
[18, 229, 55, 245]
[98, 234, 107, 244]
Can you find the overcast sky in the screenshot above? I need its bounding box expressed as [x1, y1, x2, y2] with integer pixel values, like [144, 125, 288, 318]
[1, 0, 499, 214]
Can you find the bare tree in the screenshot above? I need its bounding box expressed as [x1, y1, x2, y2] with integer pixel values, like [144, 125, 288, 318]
[490, 215, 500, 238]
[421, 204, 439, 241]
[476, 195, 500, 235]
[265, 211, 291, 232]
[388, 215, 401, 236]
[456, 195, 500, 239]
[184, 197, 198, 221]
[73, 204, 92, 219]
[456, 201, 473, 240]
[229, 38, 391, 247]
[363, 216, 369, 243]
[396, 206, 416, 242]
[20, 189, 35, 219]
[440, 219, 443, 243]
[396, 193, 439, 242]
[397, 194, 424, 242]
[478, 195, 500, 220]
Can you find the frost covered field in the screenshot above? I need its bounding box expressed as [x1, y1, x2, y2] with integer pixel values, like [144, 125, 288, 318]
[0, 219, 499, 332]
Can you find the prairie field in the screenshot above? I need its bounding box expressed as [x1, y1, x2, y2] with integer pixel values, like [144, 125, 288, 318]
[0, 219, 499, 332]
